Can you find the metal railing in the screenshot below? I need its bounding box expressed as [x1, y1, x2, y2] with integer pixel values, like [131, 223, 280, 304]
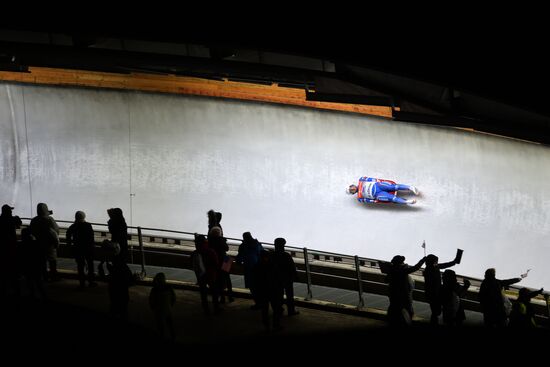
[19, 217, 550, 326]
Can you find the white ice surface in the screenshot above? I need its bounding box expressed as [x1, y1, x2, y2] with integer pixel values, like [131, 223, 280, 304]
[1, 83, 549, 288]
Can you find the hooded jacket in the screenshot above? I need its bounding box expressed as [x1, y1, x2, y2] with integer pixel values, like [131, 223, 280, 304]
[30, 203, 59, 248]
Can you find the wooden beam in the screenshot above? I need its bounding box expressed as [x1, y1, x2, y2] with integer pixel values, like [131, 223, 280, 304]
[0, 67, 392, 118]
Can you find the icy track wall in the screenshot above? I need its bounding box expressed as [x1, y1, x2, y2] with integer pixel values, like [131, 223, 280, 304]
[1, 82, 549, 288]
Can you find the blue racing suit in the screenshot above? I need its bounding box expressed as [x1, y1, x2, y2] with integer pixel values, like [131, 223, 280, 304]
[357, 177, 412, 204]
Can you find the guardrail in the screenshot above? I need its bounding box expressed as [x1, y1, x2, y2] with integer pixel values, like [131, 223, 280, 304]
[19, 218, 550, 326]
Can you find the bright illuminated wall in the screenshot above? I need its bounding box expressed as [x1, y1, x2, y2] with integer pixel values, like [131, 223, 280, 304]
[1, 82, 549, 287]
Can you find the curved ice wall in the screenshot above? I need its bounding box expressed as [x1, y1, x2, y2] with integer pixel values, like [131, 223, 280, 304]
[1, 82, 549, 287]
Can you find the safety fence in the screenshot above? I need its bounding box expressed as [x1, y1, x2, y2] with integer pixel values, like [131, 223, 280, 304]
[19, 218, 550, 326]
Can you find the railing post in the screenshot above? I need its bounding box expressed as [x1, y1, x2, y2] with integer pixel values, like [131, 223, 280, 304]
[355, 255, 365, 309]
[129, 236, 134, 264]
[137, 227, 146, 278]
[302, 247, 313, 301]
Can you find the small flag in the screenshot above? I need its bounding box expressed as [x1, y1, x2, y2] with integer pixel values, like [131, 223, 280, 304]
[520, 269, 531, 278]
[421, 241, 426, 249]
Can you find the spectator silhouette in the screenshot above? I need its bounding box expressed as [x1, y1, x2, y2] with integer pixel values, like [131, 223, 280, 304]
[207, 209, 222, 235]
[379, 255, 426, 326]
[254, 249, 282, 331]
[479, 268, 521, 327]
[107, 248, 133, 320]
[191, 234, 219, 314]
[66, 211, 97, 288]
[0, 204, 22, 296]
[30, 203, 60, 281]
[107, 208, 128, 260]
[509, 287, 544, 328]
[149, 272, 176, 341]
[207, 210, 233, 303]
[236, 231, 263, 309]
[97, 239, 118, 280]
[272, 237, 299, 316]
[208, 226, 233, 304]
[423, 252, 460, 325]
[440, 269, 470, 326]
[19, 227, 46, 300]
